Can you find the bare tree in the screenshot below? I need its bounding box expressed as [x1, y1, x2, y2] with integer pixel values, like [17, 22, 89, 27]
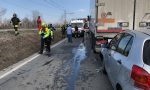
[0, 8, 7, 27]
[32, 10, 42, 28]
[58, 13, 65, 25]
[0, 8, 6, 16]
[22, 17, 31, 28]
[1, 19, 11, 29]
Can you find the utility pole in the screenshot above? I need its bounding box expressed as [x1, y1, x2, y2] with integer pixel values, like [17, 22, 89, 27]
[133, 0, 136, 30]
[64, 10, 67, 25]
[64, 10, 74, 25]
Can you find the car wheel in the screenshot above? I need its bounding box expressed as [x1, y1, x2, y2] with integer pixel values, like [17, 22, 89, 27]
[116, 84, 122, 90]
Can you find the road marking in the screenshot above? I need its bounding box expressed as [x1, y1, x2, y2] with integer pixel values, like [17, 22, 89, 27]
[51, 38, 66, 48]
[0, 54, 39, 79]
[0, 38, 66, 79]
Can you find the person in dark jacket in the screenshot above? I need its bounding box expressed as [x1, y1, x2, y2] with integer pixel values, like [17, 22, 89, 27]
[10, 13, 21, 36]
[74, 25, 78, 38]
[61, 25, 66, 38]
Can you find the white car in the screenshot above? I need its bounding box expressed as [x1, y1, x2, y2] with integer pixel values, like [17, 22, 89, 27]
[100, 30, 150, 90]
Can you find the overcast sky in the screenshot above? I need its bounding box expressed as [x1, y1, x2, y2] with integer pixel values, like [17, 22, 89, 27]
[0, 0, 90, 23]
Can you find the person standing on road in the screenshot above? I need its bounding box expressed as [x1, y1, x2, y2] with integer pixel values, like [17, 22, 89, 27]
[48, 24, 54, 42]
[66, 25, 73, 43]
[37, 16, 42, 31]
[39, 23, 50, 56]
[74, 25, 78, 38]
[48, 24, 55, 40]
[10, 13, 21, 36]
[61, 25, 66, 38]
[49, 24, 56, 31]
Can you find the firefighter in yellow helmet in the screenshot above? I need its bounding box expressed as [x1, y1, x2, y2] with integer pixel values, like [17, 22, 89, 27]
[38, 22, 51, 56]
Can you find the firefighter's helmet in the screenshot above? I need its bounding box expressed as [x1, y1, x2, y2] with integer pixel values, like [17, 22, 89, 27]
[13, 13, 17, 17]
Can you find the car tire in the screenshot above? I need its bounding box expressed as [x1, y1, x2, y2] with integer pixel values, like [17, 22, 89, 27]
[116, 84, 122, 90]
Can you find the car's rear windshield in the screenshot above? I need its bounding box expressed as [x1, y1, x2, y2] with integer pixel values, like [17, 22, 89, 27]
[143, 40, 150, 65]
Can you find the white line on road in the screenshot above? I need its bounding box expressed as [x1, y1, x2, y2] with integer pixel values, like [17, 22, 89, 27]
[0, 38, 66, 80]
[0, 54, 39, 79]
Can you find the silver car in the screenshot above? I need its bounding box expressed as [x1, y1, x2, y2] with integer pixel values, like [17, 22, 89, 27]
[100, 30, 150, 90]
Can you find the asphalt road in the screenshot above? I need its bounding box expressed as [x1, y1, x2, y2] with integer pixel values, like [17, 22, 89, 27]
[0, 35, 113, 90]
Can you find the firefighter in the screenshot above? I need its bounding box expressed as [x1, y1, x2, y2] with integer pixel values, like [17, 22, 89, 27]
[39, 23, 51, 56]
[48, 24, 54, 39]
[37, 16, 42, 31]
[49, 24, 56, 31]
[74, 25, 79, 38]
[61, 25, 66, 38]
[47, 24, 54, 52]
[10, 13, 21, 36]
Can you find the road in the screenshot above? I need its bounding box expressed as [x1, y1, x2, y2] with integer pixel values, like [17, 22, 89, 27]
[0, 35, 113, 90]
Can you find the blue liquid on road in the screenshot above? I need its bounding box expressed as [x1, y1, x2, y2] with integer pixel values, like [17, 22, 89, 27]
[67, 43, 87, 90]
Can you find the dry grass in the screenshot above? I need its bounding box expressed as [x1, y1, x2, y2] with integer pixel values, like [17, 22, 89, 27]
[0, 30, 63, 70]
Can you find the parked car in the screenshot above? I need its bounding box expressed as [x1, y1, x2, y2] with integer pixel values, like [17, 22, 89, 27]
[100, 30, 150, 90]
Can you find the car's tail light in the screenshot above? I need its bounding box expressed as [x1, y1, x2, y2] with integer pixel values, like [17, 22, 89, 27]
[96, 40, 107, 45]
[131, 65, 150, 90]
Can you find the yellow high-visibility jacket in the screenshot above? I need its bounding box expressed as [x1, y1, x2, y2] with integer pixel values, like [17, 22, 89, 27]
[39, 28, 50, 38]
[49, 28, 54, 37]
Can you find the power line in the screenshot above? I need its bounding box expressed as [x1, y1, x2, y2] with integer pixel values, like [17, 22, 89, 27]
[49, 0, 65, 10]
[0, 8, 7, 16]
[1, 0, 33, 12]
[44, 0, 74, 24]
[44, 0, 64, 11]
[30, 0, 54, 9]
[1, 0, 67, 23]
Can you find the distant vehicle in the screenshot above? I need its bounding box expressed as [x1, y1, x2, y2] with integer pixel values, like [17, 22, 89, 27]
[89, 0, 150, 53]
[100, 30, 150, 90]
[70, 18, 89, 37]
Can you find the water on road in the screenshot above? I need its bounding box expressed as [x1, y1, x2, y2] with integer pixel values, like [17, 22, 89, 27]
[0, 37, 113, 90]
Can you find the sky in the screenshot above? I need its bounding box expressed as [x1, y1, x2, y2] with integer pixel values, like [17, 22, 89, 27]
[0, 0, 90, 24]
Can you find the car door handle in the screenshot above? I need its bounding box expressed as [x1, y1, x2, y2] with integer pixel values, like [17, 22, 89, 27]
[117, 60, 122, 64]
[108, 53, 111, 56]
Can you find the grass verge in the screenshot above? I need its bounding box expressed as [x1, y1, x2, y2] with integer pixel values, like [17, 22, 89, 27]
[0, 30, 64, 70]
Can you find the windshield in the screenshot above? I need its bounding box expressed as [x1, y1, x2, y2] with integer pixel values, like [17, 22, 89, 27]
[143, 40, 150, 65]
[71, 23, 83, 28]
